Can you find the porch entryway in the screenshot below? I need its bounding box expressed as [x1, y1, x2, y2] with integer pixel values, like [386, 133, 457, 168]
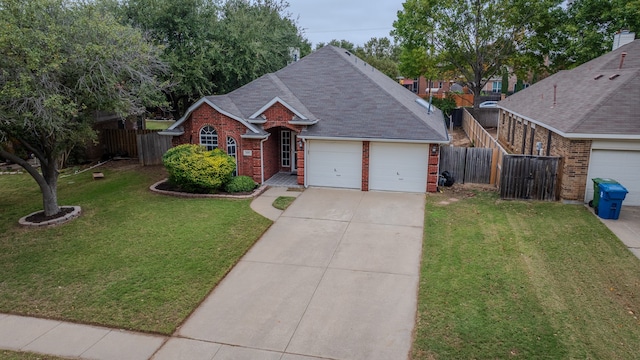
[264, 172, 302, 188]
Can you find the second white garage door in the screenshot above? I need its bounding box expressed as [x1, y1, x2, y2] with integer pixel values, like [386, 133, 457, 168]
[586, 149, 640, 206]
[307, 140, 362, 189]
[369, 142, 429, 193]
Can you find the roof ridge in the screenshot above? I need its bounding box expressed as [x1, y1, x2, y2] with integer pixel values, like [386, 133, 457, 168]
[266, 73, 318, 120]
[324, 46, 444, 132]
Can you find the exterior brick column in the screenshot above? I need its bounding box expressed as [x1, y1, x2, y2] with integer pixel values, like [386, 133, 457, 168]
[297, 141, 305, 185]
[361, 141, 370, 191]
[427, 144, 439, 192]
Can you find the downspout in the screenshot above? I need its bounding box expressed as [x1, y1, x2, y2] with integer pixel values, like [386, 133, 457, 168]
[302, 138, 308, 188]
[260, 137, 268, 184]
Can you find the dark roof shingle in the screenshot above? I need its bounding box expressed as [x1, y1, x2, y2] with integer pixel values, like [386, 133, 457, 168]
[499, 40, 640, 138]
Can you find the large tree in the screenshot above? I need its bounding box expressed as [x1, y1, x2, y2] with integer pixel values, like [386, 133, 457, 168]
[0, 0, 167, 216]
[109, 0, 310, 118]
[393, 0, 562, 106]
[553, 0, 640, 69]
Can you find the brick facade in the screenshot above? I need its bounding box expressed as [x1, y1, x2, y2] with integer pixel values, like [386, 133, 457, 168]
[172, 101, 440, 192]
[173, 101, 305, 185]
[498, 110, 592, 202]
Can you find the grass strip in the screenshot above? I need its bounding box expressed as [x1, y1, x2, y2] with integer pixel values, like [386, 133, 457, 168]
[414, 190, 640, 359]
[272, 196, 296, 210]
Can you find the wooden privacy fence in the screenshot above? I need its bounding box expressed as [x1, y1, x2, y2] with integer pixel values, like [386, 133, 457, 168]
[137, 132, 172, 165]
[440, 146, 494, 184]
[101, 129, 172, 165]
[500, 155, 560, 201]
[101, 129, 157, 158]
[462, 108, 507, 187]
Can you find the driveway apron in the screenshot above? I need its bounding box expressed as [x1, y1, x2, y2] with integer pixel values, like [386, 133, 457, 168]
[165, 188, 425, 360]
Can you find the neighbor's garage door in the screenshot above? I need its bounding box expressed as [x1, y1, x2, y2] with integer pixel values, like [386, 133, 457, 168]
[307, 140, 362, 189]
[586, 149, 640, 206]
[369, 142, 429, 193]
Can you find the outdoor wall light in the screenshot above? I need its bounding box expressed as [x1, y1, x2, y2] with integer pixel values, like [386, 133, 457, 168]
[431, 145, 438, 154]
[297, 139, 303, 149]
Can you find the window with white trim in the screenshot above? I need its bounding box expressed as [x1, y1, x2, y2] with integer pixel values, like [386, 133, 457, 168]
[281, 130, 291, 167]
[227, 136, 237, 176]
[492, 81, 502, 93]
[200, 126, 218, 150]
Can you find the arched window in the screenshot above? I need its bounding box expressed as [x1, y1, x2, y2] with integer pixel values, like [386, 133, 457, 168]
[227, 136, 237, 176]
[200, 126, 217, 150]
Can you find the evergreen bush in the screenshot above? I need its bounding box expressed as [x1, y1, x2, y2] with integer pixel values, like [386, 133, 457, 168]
[162, 144, 235, 193]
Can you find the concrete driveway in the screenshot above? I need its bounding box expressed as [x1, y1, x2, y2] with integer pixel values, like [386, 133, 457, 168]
[155, 188, 425, 360]
[597, 206, 640, 259]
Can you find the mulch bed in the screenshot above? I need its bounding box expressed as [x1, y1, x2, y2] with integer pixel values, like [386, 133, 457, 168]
[25, 206, 75, 224]
[154, 180, 257, 197]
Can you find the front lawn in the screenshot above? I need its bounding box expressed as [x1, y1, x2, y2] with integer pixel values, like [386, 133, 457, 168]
[0, 163, 271, 334]
[414, 189, 640, 359]
[1, 350, 69, 360]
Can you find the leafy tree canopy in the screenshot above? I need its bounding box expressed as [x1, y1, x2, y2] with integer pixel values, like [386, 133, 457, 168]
[393, 0, 563, 106]
[107, 0, 310, 118]
[553, 0, 640, 69]
[317, 37, 402, 79]
[0, 0, 167, 216]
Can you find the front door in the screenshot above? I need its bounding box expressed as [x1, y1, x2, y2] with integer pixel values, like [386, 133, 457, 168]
[281, 130, 297, 172]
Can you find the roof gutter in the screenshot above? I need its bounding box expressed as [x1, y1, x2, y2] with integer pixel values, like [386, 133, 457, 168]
[297, 135, 450, 144]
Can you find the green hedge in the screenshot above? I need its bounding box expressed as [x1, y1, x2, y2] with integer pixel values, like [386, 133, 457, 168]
[162, 144, 235, 193]
[225, 176, 257, 193]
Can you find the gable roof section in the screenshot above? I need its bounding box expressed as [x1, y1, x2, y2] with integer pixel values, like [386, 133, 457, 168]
[499, 40, 640, 139]
[276, 46, 448, 142]
[166, 46, 449, 142]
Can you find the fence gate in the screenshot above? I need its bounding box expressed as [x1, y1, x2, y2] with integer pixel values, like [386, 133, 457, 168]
[440, 146, 493, 184]
[500, 155, 560, 201]
[137, 132, 172, 166]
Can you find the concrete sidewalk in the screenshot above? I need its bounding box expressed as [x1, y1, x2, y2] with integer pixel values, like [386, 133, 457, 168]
[0, 314, 166, 359]
[0, 187, 425, 360]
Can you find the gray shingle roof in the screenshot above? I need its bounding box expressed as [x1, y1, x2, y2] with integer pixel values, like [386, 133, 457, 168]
[499, 40, 640, 139]
[168, 46, 449, 142]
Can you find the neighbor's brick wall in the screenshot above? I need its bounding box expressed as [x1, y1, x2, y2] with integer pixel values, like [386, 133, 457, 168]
[498, 110, 592, 202]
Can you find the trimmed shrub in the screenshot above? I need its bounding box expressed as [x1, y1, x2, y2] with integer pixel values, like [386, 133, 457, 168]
[162, 144, 236, 193]
[225, 176, 257, 193]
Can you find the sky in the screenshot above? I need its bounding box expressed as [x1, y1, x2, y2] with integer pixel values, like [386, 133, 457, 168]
[286, 0, 406, 48]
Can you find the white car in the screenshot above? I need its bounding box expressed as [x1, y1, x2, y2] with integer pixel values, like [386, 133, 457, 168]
[479, 101, 498, 108]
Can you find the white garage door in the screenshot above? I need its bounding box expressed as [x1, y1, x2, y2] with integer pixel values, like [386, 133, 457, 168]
[307, 140, 362, 189]
[369, 142, 429, 193]
[586, 149, 640, 206]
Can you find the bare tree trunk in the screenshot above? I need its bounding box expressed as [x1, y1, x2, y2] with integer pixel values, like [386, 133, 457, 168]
[0, 148, 61, 216]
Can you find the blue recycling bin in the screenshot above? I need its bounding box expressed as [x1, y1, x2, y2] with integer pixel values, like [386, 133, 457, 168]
[597, 183, 628, 220]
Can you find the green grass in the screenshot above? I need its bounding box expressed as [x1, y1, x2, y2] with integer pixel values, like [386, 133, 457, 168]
[272, 196, 296, 210]
[414, 190, 640, 359]
[145, 119, 175, 130]
[0, 164, 271, 334]
[1, 350, 70, 360]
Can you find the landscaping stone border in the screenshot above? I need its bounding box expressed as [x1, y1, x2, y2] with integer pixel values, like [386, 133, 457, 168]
[149, 179, 268, 199]
[19, 206, 82, 227]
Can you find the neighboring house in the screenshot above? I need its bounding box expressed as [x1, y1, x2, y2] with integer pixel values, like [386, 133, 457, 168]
[160, 46, 449, 193]
[400, 77, 453, 97]
[497, 40, 640, 206]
